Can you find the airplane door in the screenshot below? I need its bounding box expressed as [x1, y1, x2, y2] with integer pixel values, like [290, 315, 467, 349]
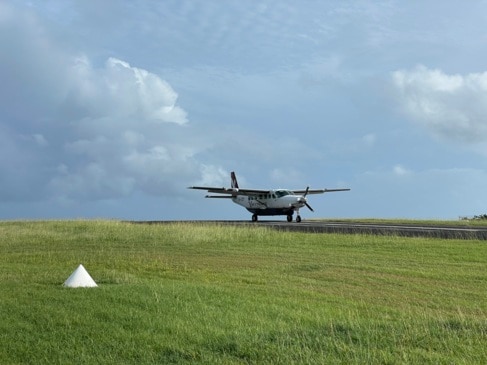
[269, 193, 277, 208]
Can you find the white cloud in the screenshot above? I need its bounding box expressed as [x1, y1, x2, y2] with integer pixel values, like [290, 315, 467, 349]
[63, 56, 187, 125]
[392, 65, 487, 143]
[48, 56, 204, 200]
[0, 3, 220, 203]
[105, 58, 187, 124]
[197, 165, 229, 187]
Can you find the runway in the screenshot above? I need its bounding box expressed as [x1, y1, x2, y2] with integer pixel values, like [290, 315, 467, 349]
[250, 220, 487, 240]
[134, 220, 487, 240]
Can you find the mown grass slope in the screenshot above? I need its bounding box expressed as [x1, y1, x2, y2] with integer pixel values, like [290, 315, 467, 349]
[0, 221, 486, 364]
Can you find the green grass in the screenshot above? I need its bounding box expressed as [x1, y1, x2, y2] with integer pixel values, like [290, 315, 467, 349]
[0, 221, 486, 364]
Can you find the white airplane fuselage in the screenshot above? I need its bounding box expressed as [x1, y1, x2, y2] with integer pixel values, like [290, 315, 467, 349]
[232, 189, 307, 217]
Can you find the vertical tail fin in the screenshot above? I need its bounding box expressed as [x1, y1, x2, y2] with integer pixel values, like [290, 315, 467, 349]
[230, 171, 239, 189]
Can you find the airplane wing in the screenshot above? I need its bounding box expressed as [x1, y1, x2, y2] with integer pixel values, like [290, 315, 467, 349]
[188, 186, 270, 196]
[293, 188, 351, 194]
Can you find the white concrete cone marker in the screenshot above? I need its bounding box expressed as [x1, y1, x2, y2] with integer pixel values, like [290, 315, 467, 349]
[63, 264, 98, 288]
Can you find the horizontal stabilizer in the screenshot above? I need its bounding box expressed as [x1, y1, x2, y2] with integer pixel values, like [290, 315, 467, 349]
[205, 195, 233, 199]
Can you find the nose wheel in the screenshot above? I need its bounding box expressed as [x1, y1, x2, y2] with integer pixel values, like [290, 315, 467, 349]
[251, 214, 258, 222]
[295, 208, 302, 223]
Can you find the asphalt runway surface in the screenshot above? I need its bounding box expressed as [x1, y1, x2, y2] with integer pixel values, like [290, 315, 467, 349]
[134, 220, 487, 240]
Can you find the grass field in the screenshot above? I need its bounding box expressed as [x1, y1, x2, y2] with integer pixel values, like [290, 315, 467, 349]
[1, 220, 486, 364]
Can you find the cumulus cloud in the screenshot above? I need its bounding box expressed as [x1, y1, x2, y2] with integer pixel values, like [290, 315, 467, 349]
[47, 55, 206, 200]
[392, 65, 487, 142]
[0, 4, 219, 203]
[65, 56, 188, 125]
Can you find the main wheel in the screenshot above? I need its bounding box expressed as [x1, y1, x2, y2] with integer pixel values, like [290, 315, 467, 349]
[296, 215, 302, 223]
[287, 215, 293, 222]
[252, 214, 258, 222]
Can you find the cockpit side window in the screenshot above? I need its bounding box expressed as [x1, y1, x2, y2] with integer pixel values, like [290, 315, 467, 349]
[275, 190, 291, 198]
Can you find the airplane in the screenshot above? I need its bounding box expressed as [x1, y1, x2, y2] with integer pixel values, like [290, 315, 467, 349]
[188, 171, 350, 222]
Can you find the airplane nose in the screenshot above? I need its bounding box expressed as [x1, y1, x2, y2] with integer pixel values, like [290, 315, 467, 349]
[297, 196, 314, 212]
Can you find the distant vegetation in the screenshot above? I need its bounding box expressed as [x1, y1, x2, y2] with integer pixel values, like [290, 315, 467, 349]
[460, 214, 487, 221]
[1, 221, 486, 364]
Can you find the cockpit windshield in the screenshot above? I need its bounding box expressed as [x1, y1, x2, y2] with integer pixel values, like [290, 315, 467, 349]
[275, 189, 293, 198]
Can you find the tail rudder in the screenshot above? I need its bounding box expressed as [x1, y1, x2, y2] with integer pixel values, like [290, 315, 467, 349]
[230, 171, 239, 189]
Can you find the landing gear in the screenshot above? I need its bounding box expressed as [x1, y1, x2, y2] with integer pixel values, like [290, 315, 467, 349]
[294, 208, 302, 223]
[251, 213, 302, 223]
[287, 213, 302, 223]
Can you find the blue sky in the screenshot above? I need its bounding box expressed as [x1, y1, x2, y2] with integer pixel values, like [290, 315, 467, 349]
[1, 1, 487, 220]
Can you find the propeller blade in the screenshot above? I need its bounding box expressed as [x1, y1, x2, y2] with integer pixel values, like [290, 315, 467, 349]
[305, 202, 314, 212]
[303, 186, 310, 197]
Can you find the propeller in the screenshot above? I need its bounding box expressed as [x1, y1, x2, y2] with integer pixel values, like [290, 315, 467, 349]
[305, 202, 314, 212]
[302, 187, 314, 212]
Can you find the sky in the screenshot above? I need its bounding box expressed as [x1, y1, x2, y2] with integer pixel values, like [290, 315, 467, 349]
[1, 0, 487, 221]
